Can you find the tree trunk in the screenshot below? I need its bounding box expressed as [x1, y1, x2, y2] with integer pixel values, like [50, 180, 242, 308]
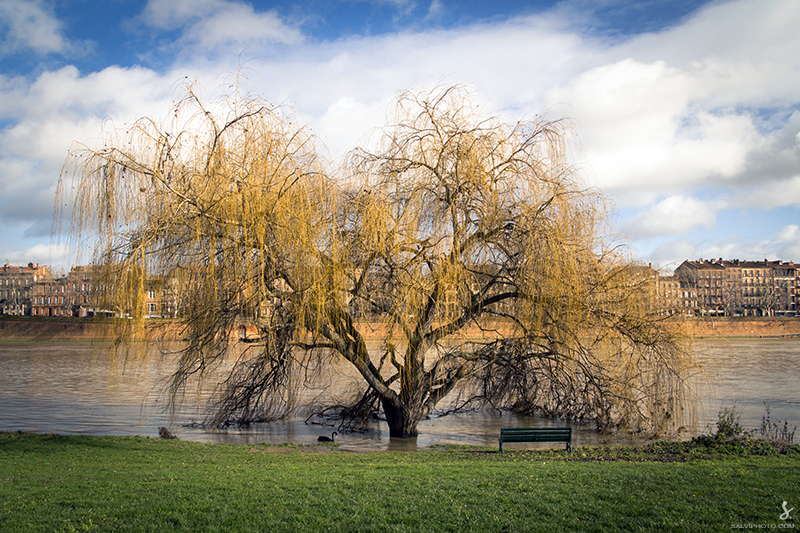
[381, 396, 423, 438]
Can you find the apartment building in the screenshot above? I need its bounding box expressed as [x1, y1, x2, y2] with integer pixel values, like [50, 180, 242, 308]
[28, 265, 165, 318]
[675, 260, 726, 316]
[673, 259, 797, 317]
[720, 260, 744, 317]
[4, 259, 797, 319]
[0, 263, 51, 315]
[770, 261, 796, 317]
[31, 265, 97, 317]
[656, 274, 682, 314]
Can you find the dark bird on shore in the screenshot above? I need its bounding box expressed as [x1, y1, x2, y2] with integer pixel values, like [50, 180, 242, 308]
[318, 432, 338, 443]
[158, 426, 177, 439]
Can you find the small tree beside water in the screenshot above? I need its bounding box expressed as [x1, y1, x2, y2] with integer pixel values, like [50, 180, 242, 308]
[59, 81, 695, 438]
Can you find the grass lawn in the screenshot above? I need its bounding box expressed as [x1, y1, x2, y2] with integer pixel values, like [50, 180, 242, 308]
[1, 431, 798, 532]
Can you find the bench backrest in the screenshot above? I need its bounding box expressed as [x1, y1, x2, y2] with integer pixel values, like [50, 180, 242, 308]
[500, 427, 571, 443]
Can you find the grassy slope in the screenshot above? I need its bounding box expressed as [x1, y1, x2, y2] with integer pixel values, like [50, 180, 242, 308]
[1, 432, 798, 532]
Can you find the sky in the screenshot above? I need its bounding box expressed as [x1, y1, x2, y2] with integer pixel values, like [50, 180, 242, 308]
[0, 0, 798, 273]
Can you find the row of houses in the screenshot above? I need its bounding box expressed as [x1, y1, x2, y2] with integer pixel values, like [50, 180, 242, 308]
[0, 263, 165, 318]
[2, 258, 798, 319]
[659, 259, 797, 317]
[0, 263, 51, 316]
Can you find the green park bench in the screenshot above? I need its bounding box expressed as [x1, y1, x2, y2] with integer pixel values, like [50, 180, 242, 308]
[499, 427, 572, 453]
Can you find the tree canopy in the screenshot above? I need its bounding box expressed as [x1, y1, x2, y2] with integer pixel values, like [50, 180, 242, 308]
[59, 83, 694, 439]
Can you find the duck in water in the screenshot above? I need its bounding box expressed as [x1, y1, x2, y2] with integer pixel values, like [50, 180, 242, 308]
[318, 431, 338, 443]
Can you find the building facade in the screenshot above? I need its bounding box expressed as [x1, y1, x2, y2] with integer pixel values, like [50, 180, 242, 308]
[672, 259, 797, 317]
[675, 260, 726, 316]
[656, 274, 681, 314]
[772, 261, 797, 317]
[0, 263, 51, 315]
[4, 259, 798, 319]
[27, 265, 165, 319]
[31, 266, 97, 317]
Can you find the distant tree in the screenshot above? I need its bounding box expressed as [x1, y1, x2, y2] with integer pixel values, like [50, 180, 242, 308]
[59, 82, 694, 438]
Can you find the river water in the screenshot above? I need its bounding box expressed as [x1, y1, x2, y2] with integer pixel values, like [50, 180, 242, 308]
[0, 339, 797, 451]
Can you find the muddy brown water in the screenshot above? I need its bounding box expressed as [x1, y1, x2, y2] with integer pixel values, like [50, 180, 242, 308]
[0, 339, 797, 451]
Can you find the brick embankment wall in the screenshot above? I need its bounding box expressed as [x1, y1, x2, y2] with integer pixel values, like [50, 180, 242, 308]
[356, 319, 800, 340]
[0, 318, 516, 342]
[352, 320, 515, 341]
[682, 318, 800, 338]
[0, 317, 179, 342]
[2, 316, 798, 341]
[0, 317, 109, 341]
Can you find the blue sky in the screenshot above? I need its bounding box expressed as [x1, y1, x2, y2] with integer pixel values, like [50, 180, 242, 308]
[1, 0, 798, 272]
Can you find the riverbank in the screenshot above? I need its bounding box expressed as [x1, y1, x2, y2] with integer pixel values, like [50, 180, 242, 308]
[0, 316, 173, 342]
[1, 432, 797, 532]
[1, 315, 799, 341]
[682, 317, 800, 338]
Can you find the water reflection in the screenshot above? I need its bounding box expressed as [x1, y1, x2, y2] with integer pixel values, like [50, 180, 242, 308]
[0, 338, 797, 451]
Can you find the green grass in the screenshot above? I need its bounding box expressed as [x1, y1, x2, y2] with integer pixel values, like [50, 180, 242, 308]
[1, 432, 798, 532]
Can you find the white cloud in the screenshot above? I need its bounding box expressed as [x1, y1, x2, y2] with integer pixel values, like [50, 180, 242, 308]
[425, 0, 446, 22]
[2, 243, 69, 270]
[672, 111, 761, 178]
[620, 195, 720, 240]
[722, 112, 800, 208]
[185, 5, 303, 49]
[774, 224, 800, 259]
[0, 65, 171, 125]
[545, 59, 690, 191]
[0, 0, 87, 56]
[648, 238, 700, 270]
[2, 0, 800, 266]
[316, 96, 386, 160]
[641, 222, 800, 271]
[0, 65, 178, 233]
[777, 224, 799, 242]
[694, 223, 800, 264]
[538, 0, 800, 208]
[544, 58, 774, 204]
[629, 0, 800, 106]
[732, 176, 800, 210]
[139, 0, 303, 51]
[235, 16, 593, 159]
[139, 0, 220, 28]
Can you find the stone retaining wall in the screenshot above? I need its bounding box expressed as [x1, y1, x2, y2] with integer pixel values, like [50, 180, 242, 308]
[681, 317, 800, 338]
[2, 316, 799, 342]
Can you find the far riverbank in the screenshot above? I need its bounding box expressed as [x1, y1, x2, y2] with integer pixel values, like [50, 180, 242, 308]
[1, 315, 799, 342]
[683, 316, 800, 338]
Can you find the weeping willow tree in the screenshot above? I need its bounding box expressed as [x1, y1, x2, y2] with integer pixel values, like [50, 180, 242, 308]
[59, 82, 694, 438]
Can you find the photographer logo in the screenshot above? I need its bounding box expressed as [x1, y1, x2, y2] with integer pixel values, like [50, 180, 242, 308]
[781, 502, 795, 522]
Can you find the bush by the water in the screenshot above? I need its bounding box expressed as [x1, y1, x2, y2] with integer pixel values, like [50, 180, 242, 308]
[689, 406, 798, 457]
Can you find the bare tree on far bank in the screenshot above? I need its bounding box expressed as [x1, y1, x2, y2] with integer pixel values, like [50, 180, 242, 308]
[58, 81, 695, 439]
